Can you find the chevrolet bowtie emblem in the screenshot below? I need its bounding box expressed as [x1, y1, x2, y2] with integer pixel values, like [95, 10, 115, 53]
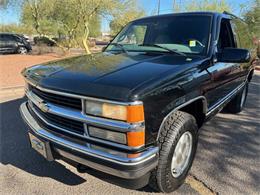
[39, 101, 49, 112]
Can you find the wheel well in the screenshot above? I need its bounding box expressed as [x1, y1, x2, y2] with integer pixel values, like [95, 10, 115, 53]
[247, 69, 254, 82]
[179, 99, 206, 128]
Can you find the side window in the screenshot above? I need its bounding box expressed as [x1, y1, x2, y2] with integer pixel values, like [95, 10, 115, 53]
[9, 35, 16, 42]
[117, 25, 147, 45]
[14, 36, 22, 43]
[230, 22, 239, 47]
[3, 35, 15, 42]
[218, 19, 236, 51]
[0, 35, 4, 46]
[1, 35, 8, 41]
[231, 18, 252, 49]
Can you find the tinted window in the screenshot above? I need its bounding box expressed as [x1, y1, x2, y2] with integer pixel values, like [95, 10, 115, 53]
[107, 15, 212, 55]
[117, 25, 147, 45]
[218, 19, 236, 50]
[1, 35, 8, 41]
[2, 35, 15, 42]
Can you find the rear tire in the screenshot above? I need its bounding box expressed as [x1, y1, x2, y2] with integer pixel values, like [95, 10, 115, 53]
[149, 111, 198, 193]
[225, 82, 248, 114]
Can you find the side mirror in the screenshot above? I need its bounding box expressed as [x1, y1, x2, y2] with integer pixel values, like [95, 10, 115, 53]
[217, 48, 251, 63]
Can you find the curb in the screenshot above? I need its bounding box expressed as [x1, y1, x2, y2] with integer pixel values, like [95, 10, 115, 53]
[0, 85, 24, 91]
[0, 86, 25, 97]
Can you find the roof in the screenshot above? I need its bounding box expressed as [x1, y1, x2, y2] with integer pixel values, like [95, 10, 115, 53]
[132, 11, 234, 22]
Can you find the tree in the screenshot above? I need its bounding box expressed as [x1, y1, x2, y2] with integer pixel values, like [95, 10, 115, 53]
[0, 23, 34, 34]
[20, 0, 139, 54]
[72, 0, 143, 53]
[109, 0, 145, 35]
[0, 0, 9, 8]
[76, 0, 104, 53]
[21, 0, 105, 52]
[243, 0, 260, 37]
[184, 0, 232, 13]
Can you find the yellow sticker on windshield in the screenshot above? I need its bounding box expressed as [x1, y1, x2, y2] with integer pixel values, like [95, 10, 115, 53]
[189, 40, 196, 47]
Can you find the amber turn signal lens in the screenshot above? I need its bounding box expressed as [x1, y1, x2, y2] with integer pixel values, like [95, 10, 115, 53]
[127, 153, 141, 158]
[126, 105, 144, 123]
[127, 131, 145, 147]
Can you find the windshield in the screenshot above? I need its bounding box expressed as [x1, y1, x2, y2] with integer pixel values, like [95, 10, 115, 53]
[105, 15, 212, 56]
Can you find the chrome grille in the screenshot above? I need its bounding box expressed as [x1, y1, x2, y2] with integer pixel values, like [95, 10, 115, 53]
[29, 102, 85, 135]
[25, 82, 145, 150]
[29, 85, 82, 110]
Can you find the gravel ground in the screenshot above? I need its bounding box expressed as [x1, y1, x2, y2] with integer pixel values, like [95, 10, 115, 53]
[0, 54, 61, 89]
[190, 71, 260, 194]
[0, 49, 101, 89]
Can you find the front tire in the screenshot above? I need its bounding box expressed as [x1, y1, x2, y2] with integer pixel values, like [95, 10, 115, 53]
[149, 111, 198, 193]
[17, 46, 28, 54]
[225, 82, 248, 114]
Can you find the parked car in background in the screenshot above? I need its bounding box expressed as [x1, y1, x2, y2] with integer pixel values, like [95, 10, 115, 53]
[0, 33, 32, 54]
[20, 12, 256, 193]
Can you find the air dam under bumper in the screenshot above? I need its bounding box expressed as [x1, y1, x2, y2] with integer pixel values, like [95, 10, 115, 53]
[20, 102, 158, 179]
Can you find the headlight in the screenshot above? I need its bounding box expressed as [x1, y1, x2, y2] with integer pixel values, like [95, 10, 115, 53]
[88, 126, 126, 144]
[85, 100, 144, 123]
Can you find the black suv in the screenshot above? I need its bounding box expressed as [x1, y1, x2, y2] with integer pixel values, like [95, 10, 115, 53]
[0, 33, 32, 54]
[20, 12, 256, 192]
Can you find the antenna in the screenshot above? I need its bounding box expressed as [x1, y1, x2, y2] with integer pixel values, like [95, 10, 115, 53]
[157, 0, 161, 15]
[223, 11, 245, 22]
[223, 11, 239, 19]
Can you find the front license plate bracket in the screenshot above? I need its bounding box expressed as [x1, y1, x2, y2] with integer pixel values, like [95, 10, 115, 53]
[29, 133, 54, 161]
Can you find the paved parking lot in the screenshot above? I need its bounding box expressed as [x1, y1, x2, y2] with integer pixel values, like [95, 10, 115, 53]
[0, 71, 259, 195]
[0, 50, 101, 89]
[0, 54, 63, 89]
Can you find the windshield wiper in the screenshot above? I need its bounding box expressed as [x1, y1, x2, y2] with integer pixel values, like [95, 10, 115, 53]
[138, 44, 186, 56]
[109, 43, 129, 54]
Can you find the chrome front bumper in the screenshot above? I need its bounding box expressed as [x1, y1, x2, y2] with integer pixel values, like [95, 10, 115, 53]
[20, 102, 158, 179]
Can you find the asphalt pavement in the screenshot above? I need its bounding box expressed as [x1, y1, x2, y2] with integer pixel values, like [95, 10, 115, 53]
[0, 72, 259, 195]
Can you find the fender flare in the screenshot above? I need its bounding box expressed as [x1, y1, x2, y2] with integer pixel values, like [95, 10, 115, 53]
[156, 96, 207, 141]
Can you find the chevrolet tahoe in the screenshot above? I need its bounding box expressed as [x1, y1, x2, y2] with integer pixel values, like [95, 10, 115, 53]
[20, 12, 256, 192]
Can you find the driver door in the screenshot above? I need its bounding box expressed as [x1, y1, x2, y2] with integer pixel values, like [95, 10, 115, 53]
[205, 18, 240, 109]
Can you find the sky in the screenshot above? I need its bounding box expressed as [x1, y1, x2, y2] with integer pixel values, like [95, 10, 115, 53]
[101, 0, 249, 32]
[0, 0, 251, 32]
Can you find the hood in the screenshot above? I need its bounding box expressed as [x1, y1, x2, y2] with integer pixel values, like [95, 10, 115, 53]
[23, 52, 203, 101]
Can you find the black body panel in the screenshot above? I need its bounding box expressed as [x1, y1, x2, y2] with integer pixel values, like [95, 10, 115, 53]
[23, 53, 206, 101]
